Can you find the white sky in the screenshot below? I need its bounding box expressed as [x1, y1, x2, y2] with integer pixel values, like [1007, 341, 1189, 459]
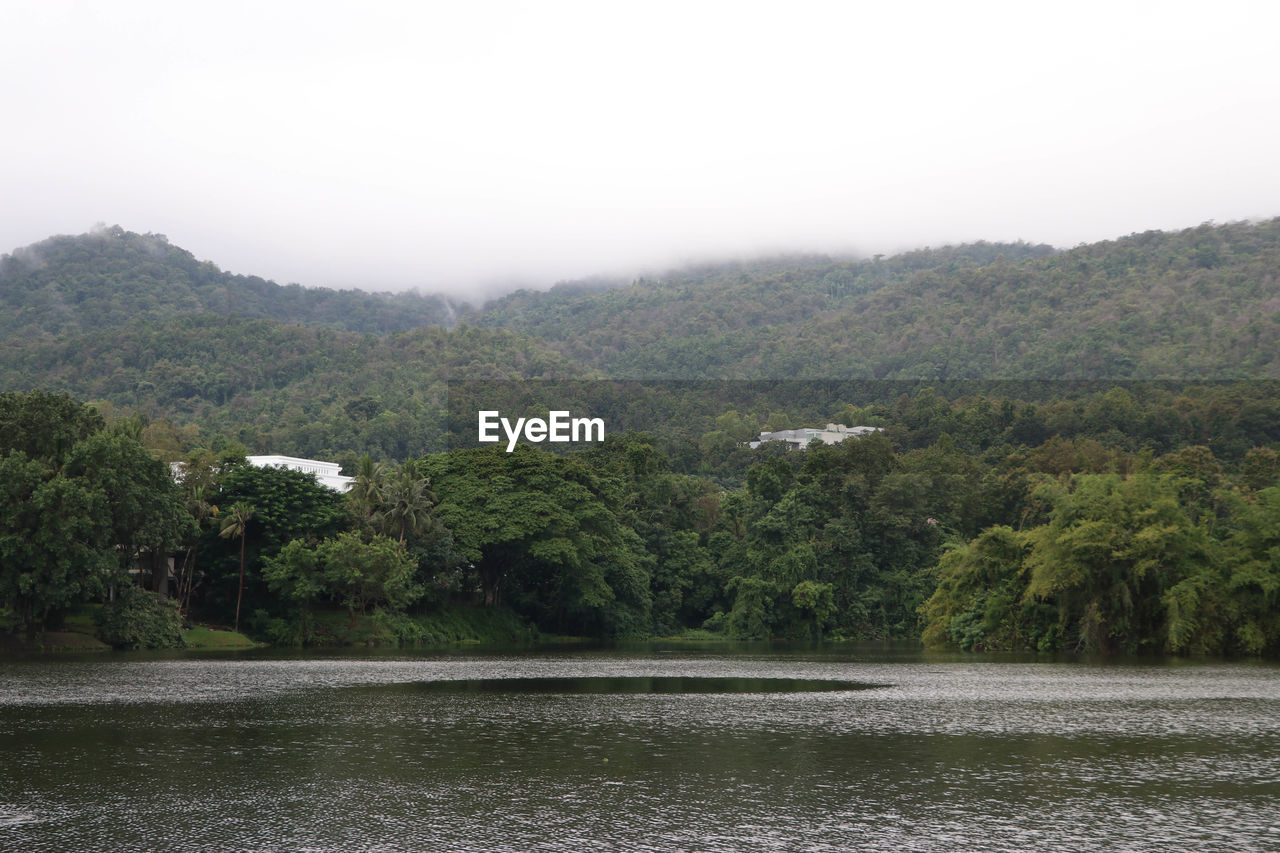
[2, 1, 1278, 299]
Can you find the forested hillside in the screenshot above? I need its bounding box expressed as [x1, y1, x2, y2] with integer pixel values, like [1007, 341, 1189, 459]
[5, 388, 1280, 655]
[0, 318, 589, 460]
[4, 220, 1280, 655]
[2, 219, 1280, 460]
[476, 220, 1280, 379]
[0, 225, 463, 336]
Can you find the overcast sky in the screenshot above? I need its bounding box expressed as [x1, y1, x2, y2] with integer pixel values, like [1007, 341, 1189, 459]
[2, 1, 1278, 299]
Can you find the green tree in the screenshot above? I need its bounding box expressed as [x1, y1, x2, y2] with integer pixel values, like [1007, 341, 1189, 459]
[920, 525, 1043, 651]
[347, 454, 389, 532]
[219, 502, 255, 632]
[0, 392, 189, 639]
[96, 585, 185, 649]
[1022, 473, 1213, 652]
[63, 427, 192, 593]
[1219, 486, 1280, 653]
[176, 483, 217, 616]
[319, 532, 423, 627]
[201, 464, 346, 625]
[792, 579, 836, 641]
[379, 467, 435, 544]
[0, 453, 114, 639]
[725, 575, 774, 639]
[264, 533, 423, 630]
[420, 446, 651, 636]
[263, 539, 324, 608]
[0, 390, 105, 462]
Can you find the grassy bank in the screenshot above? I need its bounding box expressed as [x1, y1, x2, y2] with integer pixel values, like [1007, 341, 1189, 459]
[21, 631, 112, 652]
[183, 626, 257, 649]
[251, 605, 539, 648]
[3, 603, 537, 653]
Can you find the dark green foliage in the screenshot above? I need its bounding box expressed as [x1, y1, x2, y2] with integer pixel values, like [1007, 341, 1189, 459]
[265, 532, 423, 628]
[64, 427, 193, 572]
[1023, 473, 1216, 653]
[0, 317, 586, 459]
[475, 219, 1280, 381]
[0, 452, 116, 637]
[0, 392, 189, 638]
[254, 604, 536, 648]
[0, 390, 106, 460]
[578, 433, 720, 634]
[6, 217, 1280, 654]
[1218, 486, 1280, 653]
[198, 464, 346, 626]
[7, 383, 1280, 655]
[214, 465, 348, 551]
[920, 470, 1269, 655]
[96, 587, 185, 649]
[920, 526, 1040, 651]
[0, 225, 463, 337]
[674, 432, 952, 641]
[419, 445, 652, 637]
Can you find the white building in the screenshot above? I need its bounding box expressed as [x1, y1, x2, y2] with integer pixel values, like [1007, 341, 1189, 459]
[748, 423, 880, 451]
[246, 455, 355, 492]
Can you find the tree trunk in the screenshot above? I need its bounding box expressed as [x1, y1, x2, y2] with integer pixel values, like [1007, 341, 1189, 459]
[481, 567, 506, 606]
[177, 545, 196, 617]
[22, 597, 37, 644]
[152, 552, 169, 601]
[234, 534, 246, 632]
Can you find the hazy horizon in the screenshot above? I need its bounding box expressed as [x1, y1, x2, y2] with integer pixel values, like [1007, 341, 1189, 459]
[4, 1, 1278, 299]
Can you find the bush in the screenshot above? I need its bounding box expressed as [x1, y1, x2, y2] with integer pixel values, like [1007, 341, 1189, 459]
[96, 587, 185, 649]
[247, 608, 301, 646]
[0, 606, 17, 635]
[369, 610, 424, 643]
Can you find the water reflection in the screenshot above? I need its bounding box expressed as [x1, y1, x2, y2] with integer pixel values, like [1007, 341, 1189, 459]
[0, 649, 1277, 851]
[409, 676, 885, 694]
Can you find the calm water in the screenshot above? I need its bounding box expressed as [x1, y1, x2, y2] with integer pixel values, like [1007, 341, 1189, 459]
[1, 645, 1278, 851]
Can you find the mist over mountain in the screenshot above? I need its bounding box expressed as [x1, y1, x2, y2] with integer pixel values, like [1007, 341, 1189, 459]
[1, 217, 1279, 460]
[475, 221, 1279, 380]
[0, 225, 466, 338]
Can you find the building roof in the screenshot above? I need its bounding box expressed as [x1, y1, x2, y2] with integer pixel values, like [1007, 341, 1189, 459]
[747, 424, 881, 450]
[246, 455, 354, 491]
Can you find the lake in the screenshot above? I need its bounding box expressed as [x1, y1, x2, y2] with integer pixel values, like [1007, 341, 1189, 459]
[1, 644, 1277, 851]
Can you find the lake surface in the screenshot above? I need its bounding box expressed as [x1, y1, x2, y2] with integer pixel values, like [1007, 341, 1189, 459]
[1, 644, 1278, 851]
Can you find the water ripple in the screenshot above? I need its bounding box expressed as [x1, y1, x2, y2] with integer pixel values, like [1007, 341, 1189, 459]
[1, 651, 1277, 851]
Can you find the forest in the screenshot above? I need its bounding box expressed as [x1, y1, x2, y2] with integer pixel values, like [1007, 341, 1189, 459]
[3, 384, 1278, 655]
[1, 220, 1279, 654]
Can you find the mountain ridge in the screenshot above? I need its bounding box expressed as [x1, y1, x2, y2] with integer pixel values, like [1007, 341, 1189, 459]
[0, 225, 466, 337]
[2, 217, 1279, 458]
[472, 220, 1280, 379]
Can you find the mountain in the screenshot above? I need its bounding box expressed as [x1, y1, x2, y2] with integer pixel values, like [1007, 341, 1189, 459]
[474, 220, 1280, 379]
[2, 218, 1280, 460]
[0, 225, 464, 337]
[0, 314, 593, 460]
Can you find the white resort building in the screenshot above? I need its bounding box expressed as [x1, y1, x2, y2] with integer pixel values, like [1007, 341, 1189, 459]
[246, 455, 355, 492]
[748, 423, 881, 451]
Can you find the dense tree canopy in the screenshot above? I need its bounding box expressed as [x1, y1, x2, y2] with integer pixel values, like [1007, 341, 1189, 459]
[4, 218, 1280, 655]
[0, 392, 189, 637]
[419, 446, 651, 636]
[0, 225, 463, 338]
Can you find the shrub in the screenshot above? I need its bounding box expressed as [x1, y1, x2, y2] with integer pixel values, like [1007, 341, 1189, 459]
[96, 587, 185, 649]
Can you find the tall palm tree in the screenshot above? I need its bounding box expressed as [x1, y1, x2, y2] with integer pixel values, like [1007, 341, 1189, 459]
[380, 469, 435, 544]
[177, 484, 216, 617]
[348, 454, 388, 533]
[219, 502, 255, 632]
